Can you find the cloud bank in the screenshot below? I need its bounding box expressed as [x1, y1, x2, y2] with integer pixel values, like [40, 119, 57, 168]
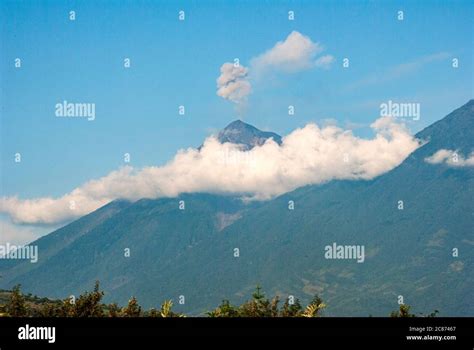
[425, 149, 474, 167]
[1, 117, 420, 225]
[216, 31, 334, 104]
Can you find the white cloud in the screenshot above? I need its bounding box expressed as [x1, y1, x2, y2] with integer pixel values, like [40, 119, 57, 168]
[314, 54, 335, 69]
[425, 149, 474, 167]
[251, 31, 329, 73]
[216, 62, 252, 104]
[216, 31, 334, 103]
[0, 218, 55, 246]
[1, 117, 421, 225]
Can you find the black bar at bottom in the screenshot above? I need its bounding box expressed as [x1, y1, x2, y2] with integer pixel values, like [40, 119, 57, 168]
[0, 317, 472, 347]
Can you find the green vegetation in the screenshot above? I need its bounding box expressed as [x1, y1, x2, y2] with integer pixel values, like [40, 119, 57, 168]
[390, 304, 439, 318]
[0, 101, 472, 316]
[0, 283, 437, 318]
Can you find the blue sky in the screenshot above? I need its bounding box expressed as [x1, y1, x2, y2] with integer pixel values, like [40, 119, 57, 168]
[0, 0, 473, 243]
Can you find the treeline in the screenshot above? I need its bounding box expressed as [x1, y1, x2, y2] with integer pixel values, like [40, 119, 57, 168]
[0, 282, 437, 317]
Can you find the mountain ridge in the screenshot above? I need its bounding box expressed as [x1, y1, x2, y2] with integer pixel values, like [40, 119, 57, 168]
[217, 119, 282, 150]
[1, 101, 472, 316]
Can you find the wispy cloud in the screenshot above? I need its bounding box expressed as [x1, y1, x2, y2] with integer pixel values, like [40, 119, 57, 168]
[345, 52, 451, 91]
[425, 149, 474, 167]
[314, 54, 335, 69]
[0, 218, 55, 246]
